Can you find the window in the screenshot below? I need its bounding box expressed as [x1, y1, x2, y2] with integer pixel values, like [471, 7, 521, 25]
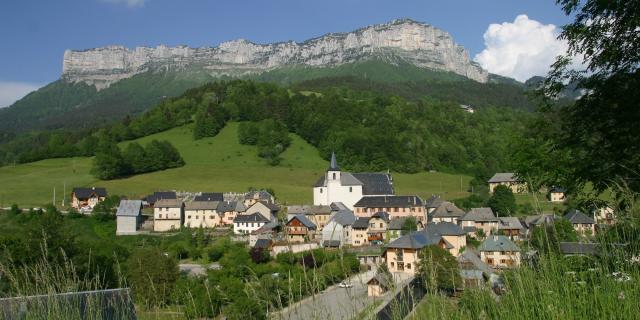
[320, 188, 323, 194]
[349, 187, 352, 192]
[407, 263, 411, 269]
[332, 173, 336, 180]
[380, 223, 383, 228]
[188, 215, 191, 219]
[391, 262, 395, 268]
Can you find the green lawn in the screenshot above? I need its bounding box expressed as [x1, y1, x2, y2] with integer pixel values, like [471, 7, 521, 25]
[0, 122, 472, 207]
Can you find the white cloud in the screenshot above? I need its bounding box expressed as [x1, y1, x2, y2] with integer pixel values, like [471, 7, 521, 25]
[0, 81, 42, 108]
[474, 14, 570, 82]
[101, 0, 147, 8]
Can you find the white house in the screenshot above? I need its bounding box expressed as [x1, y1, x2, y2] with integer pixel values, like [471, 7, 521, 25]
[313, 152, 394, 210]
[321, 209, 356, 248]
[233, 212, 270, 235]
[116, 200, 143, 235]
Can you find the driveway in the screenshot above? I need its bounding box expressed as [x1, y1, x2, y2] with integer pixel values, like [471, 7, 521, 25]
[277, 269, 377, 320]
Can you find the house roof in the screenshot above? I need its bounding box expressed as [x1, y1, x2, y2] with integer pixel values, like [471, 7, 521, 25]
[549, 187, 567, 194]
[287, 205, 311, 215]
[217, 201, 246, 213]
[460, 208, 498, 222]
[499, 217, 524, 230]
[245, 190, 273, 201]
[431, 201, 465, 218]
[194, 192, 223, 202]
[371, 211, 390, 222]
[116, 200, 142, 217]
[352, 217, 371, 229]
[388, 217, 407, 230]
[330, 202, 350, 211]
[249, 201, 279, 212]
[308, 205, 332, 215]
[254, 239, 272, 249]
[426, 222, 466, 236]
[144, 191, 176, 204]
[234, 212, 270, 223]
[367, 274, 391, 289]
[386, 230, 443, 249]
[425, 195, 445, 209]
[251, 221, 279, 235]
[185, 201, 219, 210]
[154, 199, 183, 208]
[478, 236, 521, 252]
[72, 187, 107, 199]
[328, 210, 356, 226]
[352, 173, 394, 195]
[288, 214, 317, 229]
[488, 173, 519, 183]
[524, 214, 557, 227]
[564, 209, 595, 224]
[354, 195, 423, 208]
[559, 242, 599, 255]
[458, 249, 493, 275]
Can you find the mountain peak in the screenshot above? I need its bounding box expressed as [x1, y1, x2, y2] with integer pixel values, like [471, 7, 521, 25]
[62, 19, 488, 89]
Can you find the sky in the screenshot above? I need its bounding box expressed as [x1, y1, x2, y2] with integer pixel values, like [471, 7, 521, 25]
[0, 0, 573, 107]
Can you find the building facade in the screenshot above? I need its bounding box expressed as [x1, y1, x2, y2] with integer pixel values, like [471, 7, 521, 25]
[154, 199, 184, 232]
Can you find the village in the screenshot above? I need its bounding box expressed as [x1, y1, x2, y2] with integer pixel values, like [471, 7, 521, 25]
[68, 152, 617, 315]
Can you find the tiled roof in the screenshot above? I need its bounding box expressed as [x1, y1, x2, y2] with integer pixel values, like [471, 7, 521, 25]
[564, 209, 595, 224]
[488, 173, 519, 183]
[478, 236, 520, 252]
[352, 217, 371, 229]
[194, 192, 223, 201]
[154, 199, 183, 208]
[354, 195, 423, 208]
[426, 222, 466, 236]
[431, 201, 465, 218]
[460, 208, 498, 222]
[388, 217, 407, 230]
[287, 205, 311, 215]
[386, 230, 442, 249]
[352, 173, 394, 195]
[425, 195, 445, 208]
[499, 217, 523, 230]
[328, 210, 356, 226]
[549, 187, 567, 193]
[185, 201, 219, 210]
[145, 191, 176, 204]
[72, 187, 107, 199]
[234, 212, 270, 223]
[288, 214, 317, 229]
[308, 205, 332, 215]
[116, 200, 142, 217]
[371, 211, 390, 222]
[559, 242, 599, 255]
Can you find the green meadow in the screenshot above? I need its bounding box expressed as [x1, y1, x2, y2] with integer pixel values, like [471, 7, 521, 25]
[0, 122, 473, 207]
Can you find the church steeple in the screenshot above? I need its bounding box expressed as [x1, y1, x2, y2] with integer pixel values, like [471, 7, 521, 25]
[328, 152, 340, 171]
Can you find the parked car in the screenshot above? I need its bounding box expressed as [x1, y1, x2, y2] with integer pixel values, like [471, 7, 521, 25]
[338, 281, 353, 288]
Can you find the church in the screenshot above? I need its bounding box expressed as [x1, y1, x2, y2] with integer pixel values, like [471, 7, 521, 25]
[313, 153, 395, 209]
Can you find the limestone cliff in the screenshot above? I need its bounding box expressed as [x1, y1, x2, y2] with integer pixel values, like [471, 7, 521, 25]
[62, 19, 488, 89]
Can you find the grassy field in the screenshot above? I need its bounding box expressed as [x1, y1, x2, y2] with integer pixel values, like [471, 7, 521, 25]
[0, 122, 472, 207]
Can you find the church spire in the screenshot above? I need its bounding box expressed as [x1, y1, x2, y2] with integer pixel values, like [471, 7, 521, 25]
[329, 152, 340, 171]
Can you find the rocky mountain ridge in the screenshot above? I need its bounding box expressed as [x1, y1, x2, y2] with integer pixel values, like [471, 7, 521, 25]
[62, 19, 488, 89]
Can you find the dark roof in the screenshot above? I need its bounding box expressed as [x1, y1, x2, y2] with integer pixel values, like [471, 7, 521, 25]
[352, 173, 394, 195]
[154, 199, 183, 208]
[185, 201, 219, 210]
[72, 187, 107, 199]
[524, 214, 557, 227]
[323, 240, 341, 247]
[478, 236, 521, 252]
[388, 217, 407, 230]
[354, 195, 423, 208]
[251, 221, 279, 235]
[287, 205, 310, 215]
[564, 209, 595, 224]
[352, 217, 371, 229]
[145, 191, 176, 204]
[427, 222, 466, 236]
[116, 200, 142, 217]
[549, 187, 567, 193]
[234, 213, 270, 223]
[254, 239, 272, 249]
[194, 192, 223, 201]
[371, 211, 390, 222]
[460, 208, 498, 222]
[261, 201, 280, 211]
[329, 152, 340, 171]
[330, 202, 350, 211]
[425, 195, 445, 208]
[386, 230, 442, 249]
[308, 205, 332, 215]
[499, 217, 523, 230]
[431, 201, 466, 218]
[328, 210, 356, 226]
[458, 249, 493, 275]
[287, 215, 317, 229]
[245, 190, 273, 201]
[559, 242, 599, 255]
[217, 201, 240, 212]
[488, 173, 519, 183]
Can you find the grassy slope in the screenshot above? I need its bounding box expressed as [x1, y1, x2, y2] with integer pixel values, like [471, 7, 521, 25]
[0, 122, 472, 207]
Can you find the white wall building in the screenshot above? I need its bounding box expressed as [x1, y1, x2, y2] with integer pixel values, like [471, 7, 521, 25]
[233, 212, 270, 235]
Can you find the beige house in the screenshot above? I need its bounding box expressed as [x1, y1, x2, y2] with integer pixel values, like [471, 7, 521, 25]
[427, 222, 467, 257]
[244, 190, 275, 207]
[245, 201, 279, 222]
[354, 196, 426, 227]
[184, 201, 220, 228]
[498, 217, 524, 241]
[352, 217, 370, 246]
[217, 201, 247, 226]
[594, 206, 616, 225]
[306, 205, 333, 231]
[383, 229, 452, 276]
[459, 208, 500, 238]
[368, 212, 390, 242]
[565, 209, 596, 235]
[154, 199, 184, 232]
[285, 215, 317, 243]
[548, 187, 567, 203]
[488, 173, 527, 193]
[71, 187, 107, 212]
[478, 235, 521, 268]
[367, 274, 391, 297]
[430, 201, 466, 224]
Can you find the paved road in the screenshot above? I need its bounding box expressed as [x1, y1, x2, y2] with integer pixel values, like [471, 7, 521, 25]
[278, 269, 377, 320]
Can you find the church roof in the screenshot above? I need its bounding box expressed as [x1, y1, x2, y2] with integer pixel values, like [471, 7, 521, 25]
[329, 151, 340, 171]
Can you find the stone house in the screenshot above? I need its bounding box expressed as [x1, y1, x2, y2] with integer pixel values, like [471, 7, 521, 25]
[71, 187, 107, 212]
[245, 201, 279, 222]
[351, 217, 371, 246]
[564, 209, 596, 235]
[116, 200, 143, 235]
[459, 208, 500, 238]
[430, 201, 465, 224]
[353, 195, 425, 226]
[217, 201, 247, 226]
[153, 199, 184, 232]
[305, 205, 333, 231]
[367, 211, 390, 242]
[244, 190, 275, 207]
[285, 215, 317, 243]
[321, 209, 356, 248]
[184, 201, 220, 228]
[548, 187, 567, 203]
[498, 217, 524, 241]
[478, 235, 521, 268]
[233, 212, 270, 235]
[488, 173, 527, 193]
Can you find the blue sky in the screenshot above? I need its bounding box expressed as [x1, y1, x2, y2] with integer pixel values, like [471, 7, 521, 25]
[0, 0, 572, 106]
